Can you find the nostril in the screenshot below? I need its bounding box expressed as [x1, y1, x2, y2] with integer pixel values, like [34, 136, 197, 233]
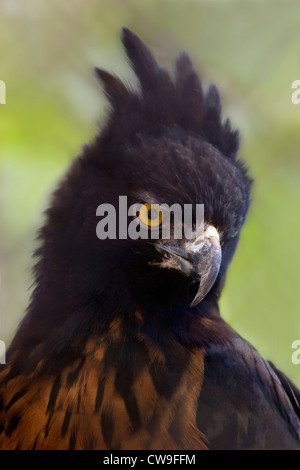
[191, 238, 204, 248]
[188, 239, 205, 252]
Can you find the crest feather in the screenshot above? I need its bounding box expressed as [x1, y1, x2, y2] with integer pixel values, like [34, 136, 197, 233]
[94, 28, 240, 159]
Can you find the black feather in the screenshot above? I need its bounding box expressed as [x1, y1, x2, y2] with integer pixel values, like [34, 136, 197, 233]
[95, 68, 130, 107]
[121, 27, 164, 92]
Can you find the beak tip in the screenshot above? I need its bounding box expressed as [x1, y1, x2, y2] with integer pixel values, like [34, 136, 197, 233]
[189, 225, 222, 308]
[190, 294, 203, 308]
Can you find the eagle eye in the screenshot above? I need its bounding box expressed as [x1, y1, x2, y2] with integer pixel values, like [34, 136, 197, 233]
[138, 203, 164, 227]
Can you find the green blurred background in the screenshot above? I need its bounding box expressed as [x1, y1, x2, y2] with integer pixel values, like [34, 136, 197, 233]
[0, 0, 299, 385]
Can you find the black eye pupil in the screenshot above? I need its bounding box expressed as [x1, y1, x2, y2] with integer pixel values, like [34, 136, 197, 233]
[147, 209, 157, 220]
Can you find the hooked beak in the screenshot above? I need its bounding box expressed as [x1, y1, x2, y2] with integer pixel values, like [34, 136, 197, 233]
[156, 225, 222, 307]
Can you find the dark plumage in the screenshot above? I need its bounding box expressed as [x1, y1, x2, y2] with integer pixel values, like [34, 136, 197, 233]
[0, 28, 299, 450]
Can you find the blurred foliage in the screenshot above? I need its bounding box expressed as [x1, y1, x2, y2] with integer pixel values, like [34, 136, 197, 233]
[0, 0, 300, 385]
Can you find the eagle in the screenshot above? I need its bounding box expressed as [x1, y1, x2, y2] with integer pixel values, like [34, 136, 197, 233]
[0, 28, 299, 450]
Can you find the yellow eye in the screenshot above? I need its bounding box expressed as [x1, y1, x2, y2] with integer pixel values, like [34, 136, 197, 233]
[138, 203, 163, 227]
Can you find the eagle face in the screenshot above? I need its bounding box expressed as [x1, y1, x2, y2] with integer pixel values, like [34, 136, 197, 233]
[91, 132, 251, 312]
